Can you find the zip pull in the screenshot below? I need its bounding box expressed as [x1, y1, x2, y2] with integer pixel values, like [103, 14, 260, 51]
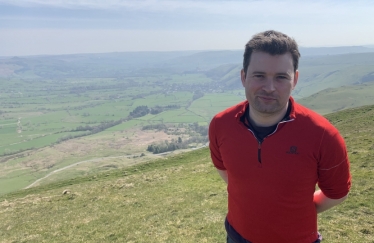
[257, 142, 262, 166]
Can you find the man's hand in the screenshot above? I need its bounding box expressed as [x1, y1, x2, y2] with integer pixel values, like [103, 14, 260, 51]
[217, 169, 228, 184]
[314, 190, 348, 213]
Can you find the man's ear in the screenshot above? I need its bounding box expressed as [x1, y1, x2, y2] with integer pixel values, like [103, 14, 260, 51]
[240, 69, 246, 87]
[292, 70, 299, 90]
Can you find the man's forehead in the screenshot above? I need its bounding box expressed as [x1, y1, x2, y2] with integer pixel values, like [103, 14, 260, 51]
[249, 51, 293, 62]
[247, 52, 294, 72]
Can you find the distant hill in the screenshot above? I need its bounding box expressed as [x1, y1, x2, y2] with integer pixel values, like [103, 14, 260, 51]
[299, 46, 374, 56]
[204, 64, 241, 89]
[294, 52, 374, 98]
[202, 52, 374, 97]
[0, 51, 200, 78]
[155, 46, 374, 71]
[298, 82, 374, 114]
[163, 50, 242, 71]
[1, 46, 374, 78]
[1, 104, 373, 242]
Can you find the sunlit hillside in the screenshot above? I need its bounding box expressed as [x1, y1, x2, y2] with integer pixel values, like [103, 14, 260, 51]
[1, 104, 373, 242]
[298, 82, 374, 114]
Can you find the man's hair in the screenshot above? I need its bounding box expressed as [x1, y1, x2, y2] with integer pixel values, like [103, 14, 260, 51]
[243, 30, 300, 75]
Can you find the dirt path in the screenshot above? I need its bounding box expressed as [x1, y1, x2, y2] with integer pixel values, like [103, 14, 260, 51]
[24, 155, 134, 189]
[24, 143, 208, 189]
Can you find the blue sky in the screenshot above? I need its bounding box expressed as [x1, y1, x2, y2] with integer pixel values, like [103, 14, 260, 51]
[0, 0, 373, 56]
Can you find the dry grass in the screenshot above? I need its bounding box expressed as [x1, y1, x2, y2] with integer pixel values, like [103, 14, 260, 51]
[0, 149, 228, 243]
[0, 127, 190, 194]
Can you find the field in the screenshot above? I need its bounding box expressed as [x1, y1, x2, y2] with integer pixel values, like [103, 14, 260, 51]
[0, 104, 373, 242]
[0, 70, 245, 195]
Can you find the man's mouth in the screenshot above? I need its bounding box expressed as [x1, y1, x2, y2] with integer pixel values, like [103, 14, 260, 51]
[258, 96, 276, 101]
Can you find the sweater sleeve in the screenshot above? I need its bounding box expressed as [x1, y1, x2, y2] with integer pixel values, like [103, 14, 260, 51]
[209, 117, 226, 171]
[317, 128, 351, 199]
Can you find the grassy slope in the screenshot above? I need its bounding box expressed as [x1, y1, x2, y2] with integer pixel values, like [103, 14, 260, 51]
[292, 53, 374, 99]
[298, 82, 374, 114]
[0, 149, 227, 243]
[1, 108, 374, 243]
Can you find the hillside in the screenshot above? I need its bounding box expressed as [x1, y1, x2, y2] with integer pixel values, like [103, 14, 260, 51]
[294, 52, 374, 98]
[298, 82, 374, 114]
[206, 52, 374, 98]
[1, 104, 373, 242]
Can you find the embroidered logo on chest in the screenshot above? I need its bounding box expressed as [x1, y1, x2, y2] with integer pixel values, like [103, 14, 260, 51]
[286, 146, 299, 154]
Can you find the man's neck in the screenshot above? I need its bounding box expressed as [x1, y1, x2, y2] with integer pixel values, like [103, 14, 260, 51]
[248, 102, 289, 127]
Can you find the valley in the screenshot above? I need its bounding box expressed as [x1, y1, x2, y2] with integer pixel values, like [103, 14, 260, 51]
[1, 48, 374, 195]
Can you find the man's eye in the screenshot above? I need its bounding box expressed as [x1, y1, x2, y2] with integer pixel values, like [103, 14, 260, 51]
[254, 75, 264, 78]
[278, 76, 288, 80]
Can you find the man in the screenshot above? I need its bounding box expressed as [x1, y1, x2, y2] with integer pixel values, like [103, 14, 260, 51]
[209, 30, 351, 243]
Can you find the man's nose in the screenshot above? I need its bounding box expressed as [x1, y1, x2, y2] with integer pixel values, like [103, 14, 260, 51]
[262, 78, 276, 92]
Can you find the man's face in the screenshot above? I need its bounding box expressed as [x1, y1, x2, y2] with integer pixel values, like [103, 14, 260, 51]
[241, 51, 298, 116]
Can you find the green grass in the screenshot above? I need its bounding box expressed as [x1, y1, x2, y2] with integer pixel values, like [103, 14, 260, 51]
[294, 53, 374, 99]
[104, 119, 145, 131]
[145, 109, 205, 123]
[0, 172, 37, 195]
[0, 132, 89, 155]
[0, 74, 225, 157]
[298, 82, 374, 114]
[1, 105, 374, 242]
[188, 93, 244, 120]
[0, 149, 227, 243]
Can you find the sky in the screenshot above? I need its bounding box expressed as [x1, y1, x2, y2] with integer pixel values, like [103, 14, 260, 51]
[0, 0, 374, 56]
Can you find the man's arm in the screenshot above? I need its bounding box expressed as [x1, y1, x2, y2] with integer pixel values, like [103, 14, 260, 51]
[217, 169, 228, 184]
[313, 190, 348, 213]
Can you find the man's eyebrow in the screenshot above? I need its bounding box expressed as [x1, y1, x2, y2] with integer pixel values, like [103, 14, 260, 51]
[276, 72, 291, 76]
[250, 71, 291, 76]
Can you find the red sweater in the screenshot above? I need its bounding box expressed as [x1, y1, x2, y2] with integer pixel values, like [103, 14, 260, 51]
[209, 98, 351, 243]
